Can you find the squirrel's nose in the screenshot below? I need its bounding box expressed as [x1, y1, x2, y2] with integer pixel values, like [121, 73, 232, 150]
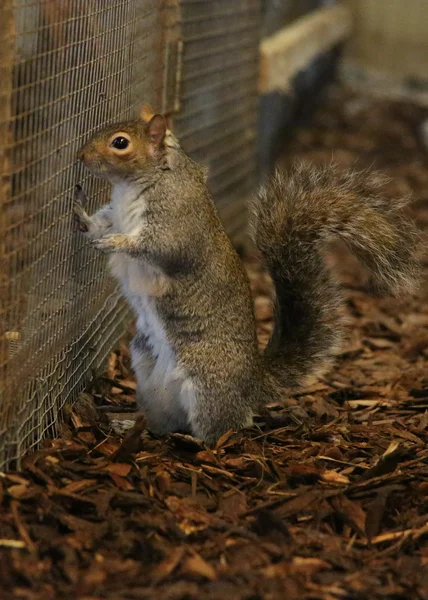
[77, 149, 85, 161]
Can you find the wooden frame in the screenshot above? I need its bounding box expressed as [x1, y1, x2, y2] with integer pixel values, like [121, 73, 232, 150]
[260, 4, 352, 94]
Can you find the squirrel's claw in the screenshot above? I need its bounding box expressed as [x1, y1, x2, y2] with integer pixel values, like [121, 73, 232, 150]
[72, 200, 90, 233]
[75, 184, 87, 204]
[91, 235, 117, 253]
[92, 234, 130, 253]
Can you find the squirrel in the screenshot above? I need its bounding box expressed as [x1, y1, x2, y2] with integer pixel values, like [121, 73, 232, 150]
[74, 104, 420, 445]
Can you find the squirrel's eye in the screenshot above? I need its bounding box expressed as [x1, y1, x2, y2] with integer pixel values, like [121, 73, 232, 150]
[111, 136, 130, 150]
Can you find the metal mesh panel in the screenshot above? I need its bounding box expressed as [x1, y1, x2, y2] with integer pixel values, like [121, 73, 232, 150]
[0, 0, 162, 468]
[0, 0, 262, 468]
[174, 0, 261, 239]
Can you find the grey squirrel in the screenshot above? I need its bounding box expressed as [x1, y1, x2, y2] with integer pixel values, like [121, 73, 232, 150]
[73, 104, 419, 445]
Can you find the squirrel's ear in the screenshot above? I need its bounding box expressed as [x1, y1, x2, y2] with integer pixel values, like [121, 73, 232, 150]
[148, 114, 166, 150]
[140, 103, 155, 122]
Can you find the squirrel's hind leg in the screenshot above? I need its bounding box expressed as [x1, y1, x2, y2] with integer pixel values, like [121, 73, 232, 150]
[131, 334, 190, 436]
[187, 387, 254, 446]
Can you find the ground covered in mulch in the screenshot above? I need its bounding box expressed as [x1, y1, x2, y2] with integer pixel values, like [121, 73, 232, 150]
[1, 86, 428, 599]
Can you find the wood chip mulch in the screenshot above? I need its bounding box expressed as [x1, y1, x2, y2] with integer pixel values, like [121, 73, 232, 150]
[1, 86, 428, 599]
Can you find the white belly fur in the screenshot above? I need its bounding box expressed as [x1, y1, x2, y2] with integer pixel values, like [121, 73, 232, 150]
[107, 182, 197, 432]
[129, 292, 198, 434]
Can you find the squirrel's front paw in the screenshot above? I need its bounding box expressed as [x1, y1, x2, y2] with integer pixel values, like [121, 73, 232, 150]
[92, 234, 124, 253]
[73, 195, 90, 233]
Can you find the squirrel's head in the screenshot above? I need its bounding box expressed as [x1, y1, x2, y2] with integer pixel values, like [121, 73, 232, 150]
[78, 104, 173, 182]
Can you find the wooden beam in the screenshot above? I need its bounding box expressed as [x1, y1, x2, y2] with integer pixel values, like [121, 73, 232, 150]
[260, 4, 353, 94]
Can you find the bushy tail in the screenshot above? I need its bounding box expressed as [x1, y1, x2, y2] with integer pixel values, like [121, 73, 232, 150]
[250, 162, 420, 396]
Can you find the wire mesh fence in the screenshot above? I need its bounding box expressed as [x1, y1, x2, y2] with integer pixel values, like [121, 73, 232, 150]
[0, 0, 163, 468]
[0, 0, 261, 469]
[175, 0, 261, 240]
